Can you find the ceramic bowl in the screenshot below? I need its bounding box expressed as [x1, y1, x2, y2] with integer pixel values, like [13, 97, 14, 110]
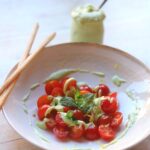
[3, 43, 150, 150]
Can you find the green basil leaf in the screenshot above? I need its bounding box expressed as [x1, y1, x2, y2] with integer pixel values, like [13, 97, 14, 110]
[60, 97, 77, 107]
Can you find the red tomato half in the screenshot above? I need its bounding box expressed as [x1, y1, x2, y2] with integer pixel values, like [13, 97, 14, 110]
[38, 105, 49, 120]
[98, 125, 115, 141]
[46, 118, 56, 130]
[55, 113, 67, 127]
[97, 114, 112, 125]
[61, 77, 77, 90]
[51, 87, 64, 97]
[70, 125, 85, 140]
[45, 80, 61, 95]
[100, 98, 118, 114]
[60, 77, 69, 88]
[97, 84, 110, 96]
[37, 95, 52, 108]
[85, 124, 99, 140]
[73, 109, 84, 120]
[53, 126, 69, 139]
[110, 112, 123, 129]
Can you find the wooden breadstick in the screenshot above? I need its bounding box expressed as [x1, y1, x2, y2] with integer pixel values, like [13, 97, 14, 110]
[0, 32, 56, 99]
[0, 23, 39, 109]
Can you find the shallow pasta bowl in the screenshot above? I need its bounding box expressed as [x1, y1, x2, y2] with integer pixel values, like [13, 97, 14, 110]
[3, 43, 150, 150]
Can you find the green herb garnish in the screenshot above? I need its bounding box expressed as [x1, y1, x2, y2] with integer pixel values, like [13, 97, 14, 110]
[60, 97, 78, 108]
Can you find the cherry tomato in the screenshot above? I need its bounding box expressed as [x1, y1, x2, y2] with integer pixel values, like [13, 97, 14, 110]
[63, 106, 71, 112]
[60, 77, 69, 88]
[67, 80, 77, 91]
[98, 125, 115, 141]
[45, 83, 53, 95]
[45, 80, 61, 95]
[37, 95, 52, 108]
[80, 90, 91, 95]
[70, 125, 85, 140]
[97, 114, 112, 125]
[37, 105, 49, 120]
[85, 124, 99, 140]
[73, 110, 84, 120]
[46, 118, 56, 130]
[51, 87, 64, 97]
[46, 109, 57, 119]
[100, 98, 118, 114]
[53, 126, 69, 139]
[109, 92, 119, 109]
[97, 84, 110, 96]
[61, 77, 77, 90]
[79, 85, 93, 93]
[55, 113, 67, 127]
[110, 112, 123, 129]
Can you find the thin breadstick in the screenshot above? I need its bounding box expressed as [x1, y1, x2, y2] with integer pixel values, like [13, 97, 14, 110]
[0, 23, 39, 109]
[0, 32, 56, 101]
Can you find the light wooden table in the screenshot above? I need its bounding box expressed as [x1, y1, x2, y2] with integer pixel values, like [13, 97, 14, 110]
[0, 0, 150, 149]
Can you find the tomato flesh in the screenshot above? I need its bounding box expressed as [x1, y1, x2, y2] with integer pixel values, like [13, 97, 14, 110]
[46, 118, 56, 130]
[51, 87, 64, 97]
[101, 98, 118, 114]
[53, 126, 69, 139]
[98, 125, 115, 141]
[73, 109, 84, 120]
[37, 95, 52, 108]
[98, 84, 110, 96]
[37, 105, 49, 120]
[97, 114, 112, 125]
[110, 112, 123, 129]
[55, 113, 67, 127]
[85, 124, 99, 140]
[70, 125, 84, 140]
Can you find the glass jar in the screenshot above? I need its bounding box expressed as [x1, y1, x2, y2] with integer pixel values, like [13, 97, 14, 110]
[71, 5, 105, 43]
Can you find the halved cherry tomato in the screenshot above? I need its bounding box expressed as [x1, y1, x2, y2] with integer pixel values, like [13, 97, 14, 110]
[110, 112, 123, 129]
[61, 77, 77, 90]
[60, 77, 69, 88]
[100, 97, 118, 114]
[45, 80, 61, 95]
[97, 114, 112, 125]
[46, 118, 56, 130]
[97, 84, 110, 96]
[46, 109, 57, 119]
[45, 83, 53, 95]
[80, 90, 90, 95]
[98, 125, 115, 141]
[66, 80, 77, 91]
[53, 126, 69, 139]
[70, 125, 85, 140]
[85, 124, 99, 140]
[79, 85, 93, 93]
[37, 105, 49, 120]
[51, 87, 64, 97]
[37, 95, 52, 108]
[73, 109, 84, 120]
[55, 113, 67, 127]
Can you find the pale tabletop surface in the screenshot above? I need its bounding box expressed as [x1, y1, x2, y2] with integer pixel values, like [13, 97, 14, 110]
[0, 0, 150, 149]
